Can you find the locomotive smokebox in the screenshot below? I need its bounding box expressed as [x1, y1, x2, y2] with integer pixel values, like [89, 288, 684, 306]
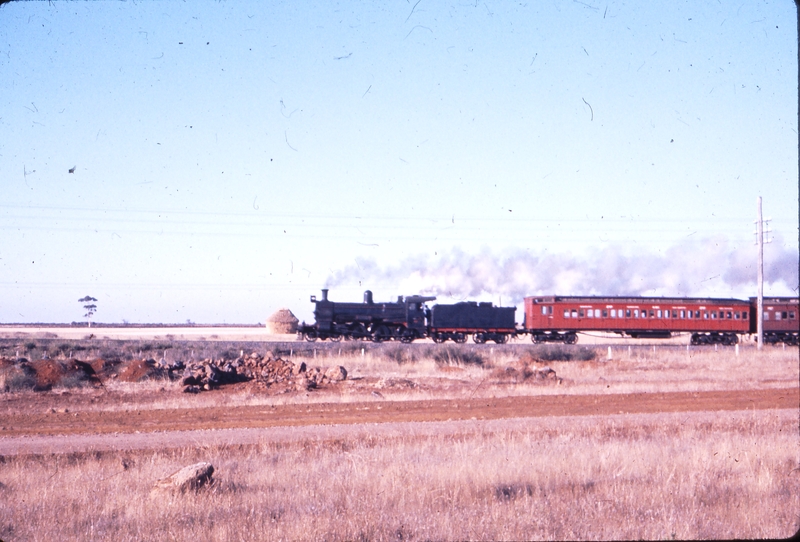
[321, 289, 329, 302]
[364, 290, 374, 304]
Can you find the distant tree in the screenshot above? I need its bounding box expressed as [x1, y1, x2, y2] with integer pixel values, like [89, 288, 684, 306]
[78, 296, 98, 327]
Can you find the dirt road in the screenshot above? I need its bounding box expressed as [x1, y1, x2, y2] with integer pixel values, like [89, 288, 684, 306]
[2, 387, 795, 438]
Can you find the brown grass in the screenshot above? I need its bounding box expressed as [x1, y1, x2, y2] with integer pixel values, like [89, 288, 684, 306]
[0, 342, 797, 540]
[0, 409, 797, 540]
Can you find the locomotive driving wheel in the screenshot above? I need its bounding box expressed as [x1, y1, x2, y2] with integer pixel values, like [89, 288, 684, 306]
[473, 332, 486, 344]
[564, 333, 578, 345]
[304, 330, 319, 342]
[372, 325, 391, 343]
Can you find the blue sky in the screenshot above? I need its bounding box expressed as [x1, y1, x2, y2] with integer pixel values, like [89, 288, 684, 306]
[1, 1, 797, 324]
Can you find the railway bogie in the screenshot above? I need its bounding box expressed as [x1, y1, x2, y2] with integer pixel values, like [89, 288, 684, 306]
[530, 331, 578, 344]
[689, 332, 739, 346]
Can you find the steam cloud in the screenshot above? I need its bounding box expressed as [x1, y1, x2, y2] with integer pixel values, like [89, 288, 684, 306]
[326, 236, 799, 304]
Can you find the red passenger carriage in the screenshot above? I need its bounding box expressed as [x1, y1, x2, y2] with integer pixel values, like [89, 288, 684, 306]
[752, 297, 800, 345]
[524, 296, 751, 345]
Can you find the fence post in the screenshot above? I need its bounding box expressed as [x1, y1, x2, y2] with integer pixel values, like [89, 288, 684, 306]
[607, 346, 612, 360]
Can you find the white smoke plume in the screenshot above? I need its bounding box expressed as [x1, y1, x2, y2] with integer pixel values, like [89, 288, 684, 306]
[325, 236, 799, 304]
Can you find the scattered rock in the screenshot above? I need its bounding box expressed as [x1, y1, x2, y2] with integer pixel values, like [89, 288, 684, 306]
[152, 462, 215, 496]
[325, 365, 348, 382]
[376, 377, 416, 389]
[490, 362, 561, 384]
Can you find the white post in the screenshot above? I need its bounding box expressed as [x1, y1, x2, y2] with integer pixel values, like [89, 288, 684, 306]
[735, 344, 739, 356]
[607, 346, 612, 360]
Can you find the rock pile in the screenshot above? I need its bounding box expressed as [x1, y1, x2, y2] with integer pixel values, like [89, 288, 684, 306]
[180, 352, 347, 393]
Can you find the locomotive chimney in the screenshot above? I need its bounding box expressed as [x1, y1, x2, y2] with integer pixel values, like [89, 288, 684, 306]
[321, 289, 328, 302]
[364, 290, 373, 304]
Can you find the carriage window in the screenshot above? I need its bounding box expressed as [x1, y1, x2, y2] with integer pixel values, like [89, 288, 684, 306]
[610, 309, 616, 318]
[542, 306, 547, 315]
[734, 312, 739, 319]
[602, 310, 608, 318]
[775, 312, 782, 320]
[587, 309, 593, 318]
[564, 310, 570, 318]
[790, 312, 796, 319]
[687, 311, 692, 319]
[743, 312, 748, 319]
[726, 311, 732, 319]
[625, 309, 631, 318]
[571, 310, 578, 318]
[633, 309, 639, 318]
[672, 310, 678, 318]
[703, 312, 708, 319]
[764, 312, 769, 320]
[782, 311, 788, 319]
[595, 309, 602, 318]
[579, 309, 584, 318]
[649, 310, 654, 317]
[711, 312, 717, 319]
[656, 310, 662, 318]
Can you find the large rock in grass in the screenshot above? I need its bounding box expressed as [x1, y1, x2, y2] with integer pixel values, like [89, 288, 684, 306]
[325, 365, 348, 382]
[152, 462, 215, 496]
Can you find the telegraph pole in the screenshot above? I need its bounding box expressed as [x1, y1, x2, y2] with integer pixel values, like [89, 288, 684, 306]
[754, 197, 772, 350]
[756, 197, 764, 350]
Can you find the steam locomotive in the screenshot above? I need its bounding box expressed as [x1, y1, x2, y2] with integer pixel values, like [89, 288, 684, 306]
[297, 289, 799, 346]
[298, 289, 516, 344]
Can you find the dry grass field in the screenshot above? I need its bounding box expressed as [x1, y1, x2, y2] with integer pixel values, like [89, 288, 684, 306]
[0, 336, 798, 540]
